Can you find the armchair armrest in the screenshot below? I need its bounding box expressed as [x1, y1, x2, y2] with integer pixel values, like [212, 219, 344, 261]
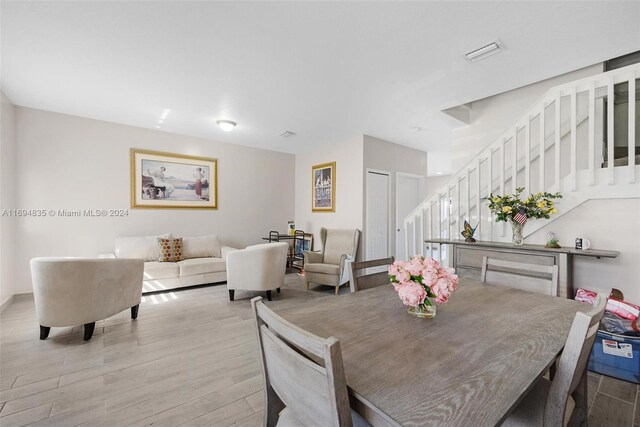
[221, 246, 238, 260]
[97, 253, 116, 259]
[339, 253, 354, 271]
[303, 251, 323, 264]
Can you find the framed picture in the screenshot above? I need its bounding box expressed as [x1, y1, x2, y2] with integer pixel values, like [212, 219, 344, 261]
[312, 161, 336, 212]
[130, 148, 218, 209]
[294, 233, 314, 256]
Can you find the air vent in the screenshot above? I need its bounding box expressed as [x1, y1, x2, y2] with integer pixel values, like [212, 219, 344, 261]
[465, 40, 505, 62]
[280, 131, 296, 138]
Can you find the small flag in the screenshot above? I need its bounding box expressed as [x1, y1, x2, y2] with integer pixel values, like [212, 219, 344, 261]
[513, 209, 528, 225]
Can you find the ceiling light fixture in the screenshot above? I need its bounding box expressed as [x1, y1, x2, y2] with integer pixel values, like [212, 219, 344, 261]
[160, 109, 170, 120]
[216, 120, 237, 132]
[436, 172, 443, 175]
[465, 40, 505, 62]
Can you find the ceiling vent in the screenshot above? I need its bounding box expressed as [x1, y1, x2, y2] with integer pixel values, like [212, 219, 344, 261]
[280, 130, 296, 138]
[465, 40, 505, 62]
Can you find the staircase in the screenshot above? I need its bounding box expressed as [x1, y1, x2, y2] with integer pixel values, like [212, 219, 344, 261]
[404, 63, 640, 265]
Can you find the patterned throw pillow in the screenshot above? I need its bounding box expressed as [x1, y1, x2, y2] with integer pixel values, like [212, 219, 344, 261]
[157, 237, 183, 262]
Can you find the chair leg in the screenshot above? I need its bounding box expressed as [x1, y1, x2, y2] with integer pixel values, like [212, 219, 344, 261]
[266, 290, 272, 301]
[276, 288, 281, 294]
[83, 322, 95, 341]
[335, 284, 340, 295]
[228, 289, 235, 301]
[131, 304, 139, 320]
[39, 325, 50, 340]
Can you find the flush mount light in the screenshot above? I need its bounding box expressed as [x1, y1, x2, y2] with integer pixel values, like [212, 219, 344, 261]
[216, 120, 237, 132]
[436, 171, 443, 175]
[465, 40, 505, 62]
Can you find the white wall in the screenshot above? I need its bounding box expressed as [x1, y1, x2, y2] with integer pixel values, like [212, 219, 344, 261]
[13, 107, 295, 293]
[294, 135, 364, 254]
[425, 175, 451, 200]
[0, 92, 17, 306]
[451, 63, 603, 173]
[527, 198, 640, 303]
[362, 135, 428, 258]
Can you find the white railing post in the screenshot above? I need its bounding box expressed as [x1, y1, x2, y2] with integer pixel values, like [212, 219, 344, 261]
[418, 211, 424, 256]
[588, 82, 596, 186]
[475, 159, 481, 237]
[540, 105, 546, 191]
[570, 87, 577, 191]
[607, 79, 615, 184]
[487, 152, 493, 241]
[437, 195, 442, 262]
[404, 221, 410, 260]
[524, 121, 531, 194]
[628, 75, 636, 183]
[500, 142, 505, 237]
[554, 95, 561, 192]
[511, 134, 517, 191]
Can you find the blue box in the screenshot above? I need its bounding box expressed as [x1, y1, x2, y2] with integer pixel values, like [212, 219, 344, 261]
[588, 331, 640, 384]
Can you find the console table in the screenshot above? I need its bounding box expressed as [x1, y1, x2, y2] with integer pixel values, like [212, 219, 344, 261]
[424, 238, 619, 298]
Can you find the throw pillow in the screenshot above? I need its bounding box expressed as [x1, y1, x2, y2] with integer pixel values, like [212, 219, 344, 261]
[158, 237, 183, 262]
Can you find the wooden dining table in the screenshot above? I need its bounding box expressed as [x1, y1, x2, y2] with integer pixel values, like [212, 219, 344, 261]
[273, 279, 590, 426]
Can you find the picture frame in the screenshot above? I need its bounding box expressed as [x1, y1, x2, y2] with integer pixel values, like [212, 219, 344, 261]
[294, 233, 314, 256]
[130, 148, 218, 209]
[311, 161, 336, 212]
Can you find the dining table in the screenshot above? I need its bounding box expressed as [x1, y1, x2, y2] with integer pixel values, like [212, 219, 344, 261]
[273, 279, 591, 426]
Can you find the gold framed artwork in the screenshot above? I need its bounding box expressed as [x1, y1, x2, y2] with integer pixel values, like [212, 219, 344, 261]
[311, 161, 335, 212]
[130, 148, 218, 209]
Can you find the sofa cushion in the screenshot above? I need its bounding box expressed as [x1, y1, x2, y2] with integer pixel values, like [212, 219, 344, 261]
[143, 261, 180, 280]
[304, 263, 340, 275]
[115, 234, 172, 261]
[182, 235, 221, 259]
[158, 238, 183, 262]
[178, 258, 226, 276]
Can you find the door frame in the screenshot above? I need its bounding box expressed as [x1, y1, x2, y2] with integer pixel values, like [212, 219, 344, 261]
[395, 171, 424, 260]
[365, 168, 391, 261]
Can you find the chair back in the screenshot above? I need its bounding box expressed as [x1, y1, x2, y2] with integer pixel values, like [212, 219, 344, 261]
[30, 257, 143, 327]
[544, 295, 607, 427]
[251, 297, 352, 427]
[320, 228, 360, 265]
[480, 256, 559, 296]
[349, 257, 394, 293]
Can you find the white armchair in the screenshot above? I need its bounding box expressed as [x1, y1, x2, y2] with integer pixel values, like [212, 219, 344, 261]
[30, 258, 144, 341]
[226, 242, 288, 301]
[303, 228, 360, 295]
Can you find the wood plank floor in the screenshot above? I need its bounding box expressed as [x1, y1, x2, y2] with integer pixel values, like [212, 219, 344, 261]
[1, 273, 637, 426]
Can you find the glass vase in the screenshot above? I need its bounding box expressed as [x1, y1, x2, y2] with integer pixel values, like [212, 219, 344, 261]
[407, 299, 437, 318]
[509, 219, 525, 245]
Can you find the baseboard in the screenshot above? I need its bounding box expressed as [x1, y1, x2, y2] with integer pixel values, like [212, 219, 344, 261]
[0, 295, 14, 313]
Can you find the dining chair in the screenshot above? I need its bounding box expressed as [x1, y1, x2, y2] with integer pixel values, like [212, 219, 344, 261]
[481, 256, 559, 296]
[251, 297, 370, 427]
[349, 257, 394, 293]
[502, 295, 607, 427]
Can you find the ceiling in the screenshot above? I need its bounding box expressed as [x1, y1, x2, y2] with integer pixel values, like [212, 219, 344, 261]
[2, 1, 639, 174]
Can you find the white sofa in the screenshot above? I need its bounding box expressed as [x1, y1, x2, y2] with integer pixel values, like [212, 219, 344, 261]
[226, 242, 288, 301]
[100, 234, 236, 293]
[31, 258, 144, 341]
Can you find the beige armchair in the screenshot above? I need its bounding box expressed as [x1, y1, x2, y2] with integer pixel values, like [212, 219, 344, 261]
[30, 258, 144, 341]
[303, 228, 360, 295]
[226, 242, 288, 301]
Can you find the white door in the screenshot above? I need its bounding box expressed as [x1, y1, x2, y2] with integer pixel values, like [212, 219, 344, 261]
[396, 173, 422, 260]
[366, 171, 389, 260]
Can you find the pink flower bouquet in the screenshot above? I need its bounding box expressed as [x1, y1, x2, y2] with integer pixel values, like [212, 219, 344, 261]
[389, 256, 458, 315]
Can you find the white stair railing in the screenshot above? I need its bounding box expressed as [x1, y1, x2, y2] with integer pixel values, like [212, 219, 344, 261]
[404, 63, 640, 264]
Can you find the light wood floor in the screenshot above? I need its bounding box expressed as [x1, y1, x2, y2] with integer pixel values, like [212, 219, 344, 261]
[1, 273, 638, 427]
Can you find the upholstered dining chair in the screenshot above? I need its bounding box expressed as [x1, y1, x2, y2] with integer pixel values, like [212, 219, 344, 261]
[226, 242, 288, 301]
[502, 295, 607, 427]
[30, 258, 144, 341]
[251, 297, 370, 427]
[349, 257, 394, 293]
[481, 256, 559, 296]
[303, 228, 360, 295]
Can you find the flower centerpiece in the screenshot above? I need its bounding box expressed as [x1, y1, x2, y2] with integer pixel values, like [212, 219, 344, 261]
[388, 256, 459, 318]
[486, 187, 562, 245]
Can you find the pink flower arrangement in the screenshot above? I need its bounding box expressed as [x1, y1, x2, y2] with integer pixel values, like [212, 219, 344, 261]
[389, 256, 458, 308]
